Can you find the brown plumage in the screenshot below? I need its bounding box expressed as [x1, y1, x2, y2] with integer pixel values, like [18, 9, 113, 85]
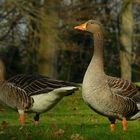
[74, 20, 140, 131]
[8, 74, 78, 96]
[0, 74, 79, 127]
[0, 81, 33, 110]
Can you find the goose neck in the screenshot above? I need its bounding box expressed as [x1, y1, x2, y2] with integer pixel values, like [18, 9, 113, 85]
[89, 31, 104, 73]
[93, 31, 104, 58]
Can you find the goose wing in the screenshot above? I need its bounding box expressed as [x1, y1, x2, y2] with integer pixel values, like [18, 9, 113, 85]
[8, 74, 78, 96]
[107, 76, 140, 102]
[0, 81, 33, 110]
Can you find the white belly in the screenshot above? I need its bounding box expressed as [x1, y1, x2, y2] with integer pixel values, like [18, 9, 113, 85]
[30, 92, 62, 113]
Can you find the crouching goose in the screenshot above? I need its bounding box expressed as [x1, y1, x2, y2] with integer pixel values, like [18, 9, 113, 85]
[0, 74, 78, 127]
[74, 20, 140, 131]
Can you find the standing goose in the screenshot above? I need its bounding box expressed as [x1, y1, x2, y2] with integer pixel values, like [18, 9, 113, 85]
[74, 20, 140, 131]
[0, 74, 78, 127]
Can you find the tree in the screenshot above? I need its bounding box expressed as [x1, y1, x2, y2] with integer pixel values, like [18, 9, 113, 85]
[0, 0, 60, 78]
[37, 0, 60, 78]
[119, 0, 133, 81]
[0, 0, 139, 82]
[0, 59, 5, 80]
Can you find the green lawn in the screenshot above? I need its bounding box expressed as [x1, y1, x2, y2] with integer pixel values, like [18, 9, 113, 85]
[0, 91, 140, 140]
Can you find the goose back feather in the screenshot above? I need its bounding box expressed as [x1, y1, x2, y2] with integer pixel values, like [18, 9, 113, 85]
[8, 74, 78, 96]
[107, 76, 140, 98]
[0, 81, 33, 110]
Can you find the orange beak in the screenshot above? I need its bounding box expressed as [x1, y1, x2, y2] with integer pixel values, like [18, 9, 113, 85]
[74, 22, 87, 31]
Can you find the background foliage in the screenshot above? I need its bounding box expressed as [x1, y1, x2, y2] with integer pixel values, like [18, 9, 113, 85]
[0, 0, 140, 82]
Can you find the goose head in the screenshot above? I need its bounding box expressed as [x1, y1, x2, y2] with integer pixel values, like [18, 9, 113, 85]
[74, 20, 103, 34]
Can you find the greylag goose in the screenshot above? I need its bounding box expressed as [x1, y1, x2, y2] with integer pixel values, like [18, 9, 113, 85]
[0, 74, 78, 127]
[74, 20, 140, 131]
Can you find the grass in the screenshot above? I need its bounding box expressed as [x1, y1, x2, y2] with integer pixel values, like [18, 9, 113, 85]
[0, 91, 140, 140]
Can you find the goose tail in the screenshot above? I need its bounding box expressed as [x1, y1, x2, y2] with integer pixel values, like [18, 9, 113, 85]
[53, 86, 78, 97]
[51, 80, 81, 96]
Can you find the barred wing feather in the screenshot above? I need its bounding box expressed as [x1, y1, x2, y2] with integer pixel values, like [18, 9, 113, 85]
[107, 76, 140, 101]
[8, 74, 78, 96]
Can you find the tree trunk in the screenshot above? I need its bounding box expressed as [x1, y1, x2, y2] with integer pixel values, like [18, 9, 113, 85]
[25, 0, 58, 78]
[37, 1, 59, 78]
[0, 59, 5, 80]
[119, 0, 133, 81]
[38, 36, 58, 78]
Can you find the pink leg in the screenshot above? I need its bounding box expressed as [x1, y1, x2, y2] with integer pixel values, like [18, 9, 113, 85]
[122, 117, 127, 131]
[110, 123, 115, 131]
[18, 110, 24, 126]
